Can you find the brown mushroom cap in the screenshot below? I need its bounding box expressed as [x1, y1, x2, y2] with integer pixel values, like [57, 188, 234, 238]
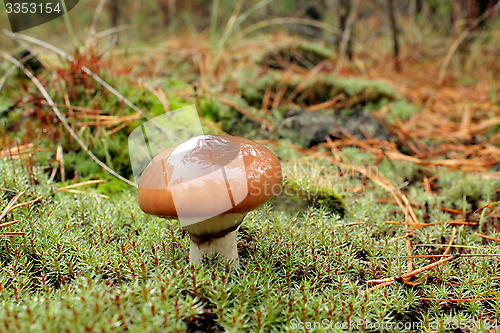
[137, 135, 282, 220]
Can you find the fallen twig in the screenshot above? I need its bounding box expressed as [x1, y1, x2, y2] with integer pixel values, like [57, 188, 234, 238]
[474, 233, 500, 243]
[0, 192, 24, 222]
[367, 254, 460, 284]
[369, 253, 500, 259]
[57, 180, 106, 191]
[421, 296, 500, 302]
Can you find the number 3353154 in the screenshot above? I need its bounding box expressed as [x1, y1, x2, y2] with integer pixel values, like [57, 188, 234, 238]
[5, 2, 62, 14]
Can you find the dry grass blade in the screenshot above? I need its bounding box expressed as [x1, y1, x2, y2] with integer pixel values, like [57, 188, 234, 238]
[337, 0, 359, 71]
[374, 234, 409, 245]
[0, 51, 38, 92]
[474, 233, 500, 243]
[0, 144, 33, 157]
[0, 191, 24, 222]
[57, 180, 106, 191]
[260, 84, 272, 112]
[74, 113, 141, 127]
[86, 0, 107, 39]
[42, 102, 107, 114]
[58, 189, 109, 199]
[367, 254, 460, 284]
[423, 176, 432, 195]
[366, 280, 394, 292]
[0, 193, 39, 238]
[403, 273, 429, 287]
[474, 201, 500, 214]
[421, 296, 500, 302]
[271, 85, 287, 110]
[369, 253, 500, 259]
[0, 232, 26, 237]
[392, 239, 453, 297]
[0, 144, 48, 160]
[107, 122, 130, 136]
[8, 196, 43, 212]
[384, 220, 476, 230]
[335, 221, 366, 227]
[0, 220, 21, 228]
[0, 196, 42, 238]
[56, 145, 65, 182]
[142, 82, 171, 114]
[305, 93, 345, 111]
[57, 180, 109, 199]
[443, 227, 456, 256]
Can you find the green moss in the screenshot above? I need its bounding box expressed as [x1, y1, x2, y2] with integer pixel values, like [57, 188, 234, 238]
[0, 100, 11, 113]
[437, 170, 500, 210]
[236, 70, 399, 109]
[386, 100, 421, 123]
[2, 127, 500, 332]
[63, 151, 102, 178]
[2, 33, 500, 332]
[280, 177, 345, 217]
[198, 96, 238, 122]
[340, 147, 376, 166]
[90, 173, 133, 195]
[298, 42, 336, 60]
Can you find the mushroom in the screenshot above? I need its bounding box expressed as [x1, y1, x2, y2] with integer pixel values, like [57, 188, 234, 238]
[137, 134, 282, 268]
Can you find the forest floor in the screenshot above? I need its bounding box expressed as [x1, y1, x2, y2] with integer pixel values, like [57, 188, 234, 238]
[0, 29, 499, 332]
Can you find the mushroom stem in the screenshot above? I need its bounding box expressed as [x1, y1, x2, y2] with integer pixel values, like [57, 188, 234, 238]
[189, 230, 239, 268]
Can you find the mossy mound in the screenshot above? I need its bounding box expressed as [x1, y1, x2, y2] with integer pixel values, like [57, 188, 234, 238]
[235, 70, 400, 109]
[256, 41, 335, 70]
[272, 177, 345, 217]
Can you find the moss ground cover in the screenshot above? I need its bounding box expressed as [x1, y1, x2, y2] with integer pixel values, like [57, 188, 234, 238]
[1, 3, 500, 331]
[0, 146, 499, 331]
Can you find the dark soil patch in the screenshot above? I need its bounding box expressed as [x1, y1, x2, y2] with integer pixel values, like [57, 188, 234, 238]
[271, 182, 345, 217]
[183, 305, 223, 333]
[282, 107, 391, 147]
[258, 43, 334, 70]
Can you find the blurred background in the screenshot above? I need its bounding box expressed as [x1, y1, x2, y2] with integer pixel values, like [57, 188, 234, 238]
[1, 0, 499, 78]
